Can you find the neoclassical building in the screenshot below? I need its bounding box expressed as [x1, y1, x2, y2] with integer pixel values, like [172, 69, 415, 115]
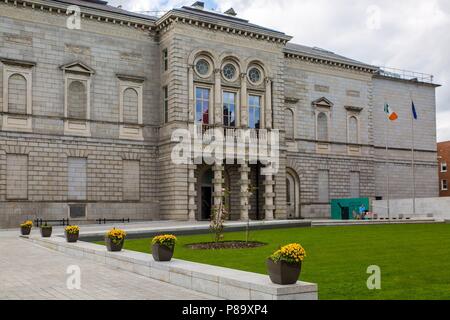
[0, 0, 439, 227]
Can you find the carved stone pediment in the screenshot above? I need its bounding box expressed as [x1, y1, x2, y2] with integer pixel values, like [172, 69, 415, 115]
[312, 97, 333, 108]
[345, 106, 364, 113]
[60, 61, 95, 75]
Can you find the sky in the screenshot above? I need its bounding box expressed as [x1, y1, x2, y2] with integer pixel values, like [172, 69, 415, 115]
[108, 0, 450, 142]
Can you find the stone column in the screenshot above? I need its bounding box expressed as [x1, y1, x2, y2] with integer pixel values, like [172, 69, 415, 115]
[263, 170, 275, 221]
[239, 162, 250, 221]
[187, 164, 197, 221]
[188, 65, 195, 122]
[265, 77, 272, 130]
[214, 69, 222, 126]
[212, 164, 224, 209]
[240, 73, 248, 128]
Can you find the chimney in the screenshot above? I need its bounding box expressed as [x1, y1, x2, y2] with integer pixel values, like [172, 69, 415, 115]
[192, 1, 205, 10]
[224, 8, 237, 16]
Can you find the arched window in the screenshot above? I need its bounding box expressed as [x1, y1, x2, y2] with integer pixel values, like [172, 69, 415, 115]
[317, 112, 328, 141]
[8, 74, 27, 114]
[348, 116, 358, 144]
[67, 80, 87, 119]
[285, 108, 294, 140]
[123, 88, 139, 124]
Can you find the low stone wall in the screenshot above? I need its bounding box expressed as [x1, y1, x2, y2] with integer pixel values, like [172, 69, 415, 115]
[373, 197, 450, 219]
[26, 236, 318, 300]
[0, 202, 160, 228]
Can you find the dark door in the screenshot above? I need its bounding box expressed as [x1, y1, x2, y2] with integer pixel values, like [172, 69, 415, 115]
[201, 186, 212, 220]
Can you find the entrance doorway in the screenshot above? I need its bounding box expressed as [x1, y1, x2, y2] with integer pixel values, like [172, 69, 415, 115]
[286, 168, 301, 219]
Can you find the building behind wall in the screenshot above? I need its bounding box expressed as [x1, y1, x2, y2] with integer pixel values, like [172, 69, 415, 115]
[438, 141, 450, 197]
[0, 0, 440, 227]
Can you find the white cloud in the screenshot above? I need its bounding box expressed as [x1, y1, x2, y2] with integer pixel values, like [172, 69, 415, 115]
[108, 0, 450, 141]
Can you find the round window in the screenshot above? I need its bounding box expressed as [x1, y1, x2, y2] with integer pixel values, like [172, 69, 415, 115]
[195, 59, 210, 77]
[248, 67, 262, 84]
[222, 63, 237, 81]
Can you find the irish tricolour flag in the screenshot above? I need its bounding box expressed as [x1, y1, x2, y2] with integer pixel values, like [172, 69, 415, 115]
[384, 103, 398, 121]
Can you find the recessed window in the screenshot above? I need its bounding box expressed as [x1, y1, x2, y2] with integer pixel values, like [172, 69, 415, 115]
[317, 112, 328, 141]
[442, 180, 448, 191]
[223, 63, 237, 81]
[195, 87, 210, 125]
[195, 59, 210, 77]
[441, 161, 447, 173]
[163, 49, 168, 71]
[69, 204, 86, 219]
[248, 95, 261, 129]
[223, 91, 236, 127]
[163, 86, 169, 124]
[248, 67, 262, 85]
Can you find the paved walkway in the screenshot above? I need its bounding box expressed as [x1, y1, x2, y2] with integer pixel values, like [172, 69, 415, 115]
[0, 234, 216, 300]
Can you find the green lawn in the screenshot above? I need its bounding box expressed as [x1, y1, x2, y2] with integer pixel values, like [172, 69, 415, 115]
[108, 224, 450, 300]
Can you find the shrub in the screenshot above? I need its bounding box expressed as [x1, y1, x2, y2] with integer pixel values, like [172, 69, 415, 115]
[65, 225, 80, 234]
[20, 220, 33, 228]
[269, 243, 306, 265]
[106, 228, 126, 244]
[152, 234, 177, 249]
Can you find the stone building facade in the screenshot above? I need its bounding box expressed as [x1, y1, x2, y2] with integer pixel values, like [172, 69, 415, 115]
[437, 141, 450, 197]
[0, 0, 439, 227]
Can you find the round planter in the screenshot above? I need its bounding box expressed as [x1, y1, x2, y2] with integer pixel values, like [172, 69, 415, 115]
[20, 226, 31, 236]
[152, 243, 174, 262]
[105, 236, 124, 252]
[266, 259, 301, 285]
[40, 227, 53, 238]
[65, 231, 79, 243]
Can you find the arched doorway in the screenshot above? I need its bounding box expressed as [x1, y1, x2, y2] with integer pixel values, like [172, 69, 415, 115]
[197, 167, 230, 221]
[286, 168, 301, 219]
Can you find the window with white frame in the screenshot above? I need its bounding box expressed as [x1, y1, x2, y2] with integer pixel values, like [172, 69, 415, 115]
[248, 94, 261, 129]
[442, 180, 448, 191]
[195, 87, 211, 125]
[1, 58, 34, 132]
[317, 112, 328, 141]
[348, 116, 359, 144]
[223, 91, 236, 127]
[441, 161, 447, 173]
[117, 75, 144, 140]
[61, 61, 94, 137]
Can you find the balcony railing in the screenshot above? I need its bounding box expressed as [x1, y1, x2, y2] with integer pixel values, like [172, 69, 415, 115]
[376, 66, 434, 84]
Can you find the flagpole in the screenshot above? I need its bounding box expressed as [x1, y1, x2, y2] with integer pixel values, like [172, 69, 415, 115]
[411, 96, 416, 216]
[385, 102, 391, 222]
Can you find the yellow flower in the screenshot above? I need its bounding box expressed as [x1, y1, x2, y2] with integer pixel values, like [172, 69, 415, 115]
[269, 243, 306, 264]
[65, 225, 80, 234]
[152, 234, 177, 248]
[20, 220, 33, 228]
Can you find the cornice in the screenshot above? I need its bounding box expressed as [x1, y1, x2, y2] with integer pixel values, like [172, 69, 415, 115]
[284, 51, 379, 74]
[0, 0, 157, 32]
[156, 10, 292, 45]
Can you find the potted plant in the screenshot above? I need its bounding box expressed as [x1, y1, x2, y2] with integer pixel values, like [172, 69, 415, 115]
[105, 228, 126, 252]
[20, 220, 33, 236]
[65, 225, 80, 243]
[267, 243, 306, 285]
[151, 234, 177, 261]
[40, 224, 53, 238]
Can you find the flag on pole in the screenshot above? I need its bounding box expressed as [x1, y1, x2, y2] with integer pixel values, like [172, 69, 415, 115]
[412, 101, 418, 120]
[384, 103, 398, 121]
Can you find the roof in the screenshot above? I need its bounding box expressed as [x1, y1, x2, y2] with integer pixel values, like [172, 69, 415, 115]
[284, 43, 378, 70]
[51, 0, 157, 21]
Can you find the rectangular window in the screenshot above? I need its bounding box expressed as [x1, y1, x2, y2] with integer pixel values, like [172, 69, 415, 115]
[123, 160, 140, 201]
[6, 154, 28, 200]
[68, 157, 87, 201]
[350, 171, 360, 198]
[248, 95, 261, 129]
[442, 180, 448, 191]
[163, 49, 168, 71]
[441, 162, 447, 173]
[318, 170, 329, 203]
[223, 91, 236, 127]
[195, 87, 210, 125]
[163, 86, 169, 124]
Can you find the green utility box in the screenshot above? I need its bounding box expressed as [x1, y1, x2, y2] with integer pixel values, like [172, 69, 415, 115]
[331, 198, 370, 220]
